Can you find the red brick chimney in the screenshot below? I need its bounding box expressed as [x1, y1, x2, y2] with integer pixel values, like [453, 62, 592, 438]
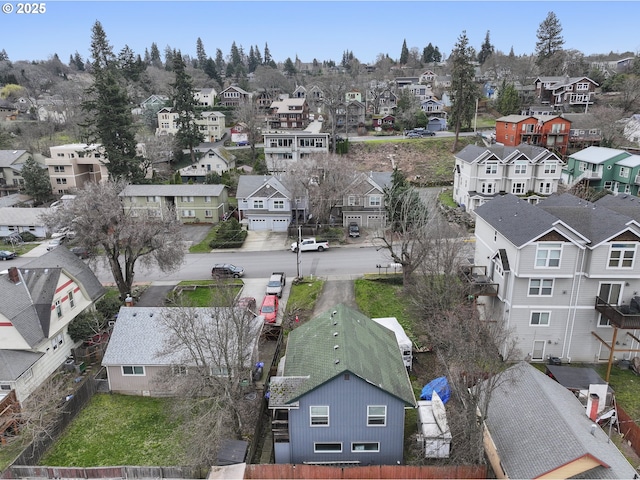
[588, 393, 600, 421]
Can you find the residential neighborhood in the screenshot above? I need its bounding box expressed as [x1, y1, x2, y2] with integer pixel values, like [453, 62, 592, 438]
[2, 7, 640, 480]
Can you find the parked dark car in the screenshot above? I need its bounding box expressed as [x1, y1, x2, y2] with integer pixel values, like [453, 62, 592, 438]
[211, 263, 244, 278]
[0, 250, 16, 260]
[420, 130, 435, 137]
[70, 246, 91, 259]
[406, 131, 421, 138]
[348, 222, 360, 238]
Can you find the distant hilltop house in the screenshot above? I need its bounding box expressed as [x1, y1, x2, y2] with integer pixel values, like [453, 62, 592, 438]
[156, 108, 226, 142]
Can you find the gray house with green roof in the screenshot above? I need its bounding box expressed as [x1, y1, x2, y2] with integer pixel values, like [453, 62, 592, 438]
[268, 304, 416, 465]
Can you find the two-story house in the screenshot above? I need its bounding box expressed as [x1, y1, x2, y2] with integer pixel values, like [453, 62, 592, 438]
[236, 175, 300, 232]
[495, 115, 572, 156]
[268, 304, 416, 465]
[47, 144, 110, 194]
[194, 87, 217, 107]
[218, 85, 251, 108]
[0, 150, 40, 195]
[0, 248, 105, 403]
[453, 144, 564, 213]
[263, 131, 329, 174]
[340, 172, 392, 228]
[179, 146, 236, 179]
[470, 192, 640, 364]
[0, 207, 50, 238]
[561, 146, 640, 195]
[534, 76, 599, 112]
[335, 101, 365, 133]
[267, 98, 309, 129]
[156, 108, 226, 142]
[118, 184, 228, 224]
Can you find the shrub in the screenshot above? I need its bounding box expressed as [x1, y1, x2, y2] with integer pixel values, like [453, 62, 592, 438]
[209, 218, 247, 249]
[19, 231, 37, 242]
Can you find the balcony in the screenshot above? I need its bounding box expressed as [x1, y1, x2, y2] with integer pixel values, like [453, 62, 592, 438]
[595, 296, 640, 329]
[271, 409, 289, 443]
[634, 174, 640, 186]
[459, 265, 499, 297]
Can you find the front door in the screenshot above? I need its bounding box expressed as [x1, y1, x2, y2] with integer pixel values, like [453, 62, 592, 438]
[532, 340, 546, 361]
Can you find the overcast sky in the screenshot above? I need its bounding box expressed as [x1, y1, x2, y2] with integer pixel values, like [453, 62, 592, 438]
[3, 1, 639, 64]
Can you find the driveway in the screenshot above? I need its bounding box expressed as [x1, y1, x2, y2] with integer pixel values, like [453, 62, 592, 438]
[181, 224, 214, 245]
[312, 279, 357, 316]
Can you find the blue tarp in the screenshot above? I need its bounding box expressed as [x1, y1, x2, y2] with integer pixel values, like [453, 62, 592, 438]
[420, 376, 451, 404]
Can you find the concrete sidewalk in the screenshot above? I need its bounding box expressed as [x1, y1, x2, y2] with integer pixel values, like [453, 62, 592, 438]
[232, 230, 375, 253]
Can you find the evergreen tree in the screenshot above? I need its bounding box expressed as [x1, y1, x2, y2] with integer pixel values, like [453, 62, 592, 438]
[82, 21, 143, 182]
[449, 31, 479, 151]
[196, 37, 207, 68]
[422, 43, 435, 63]
[535, 11, 565, 74]
[433, 46, 442, 62]
[143, 48, 151, 65]
[384, 168, 422, 233]
[119, 45, 143, 82]
[0, 49, 8, 62]
[170, 50, 204, 164]
[149, 42, 162, 68]
[230, 42, 242, 69]
[69, 54, 76, 69]
[283, 57, 296, 76]
[21, 156, 52, 204]
[215, 48, 225, 73]
[509, 46, 515, 57]
[477, 31, 494, 65]
[248, 46, 259, 73]
[400, 39, 409, 64]
[203, 57, 222, 85]
[254, 45, 263, 65]
[164, 45, 174, 71]
[73, 51, 85, 71]
[263, 43, 276, 68]
[496, 80, 520, 115]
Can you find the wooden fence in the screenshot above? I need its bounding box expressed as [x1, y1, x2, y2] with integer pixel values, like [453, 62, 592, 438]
[2, 465, 205, 479]
[244, 464, 488, 479]
[617, 405, 640, 457]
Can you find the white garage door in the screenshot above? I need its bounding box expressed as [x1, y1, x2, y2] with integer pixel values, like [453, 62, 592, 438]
[344, 215, 362, 227]
[250, 218, 268, 231]
[272, 218, 289, 232]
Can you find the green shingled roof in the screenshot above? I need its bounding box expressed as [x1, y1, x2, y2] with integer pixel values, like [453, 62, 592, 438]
[283, 304, 416, 406]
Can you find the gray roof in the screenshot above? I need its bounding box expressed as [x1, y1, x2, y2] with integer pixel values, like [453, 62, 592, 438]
[236, 175, 291, 200]
[280, 304, 416, 407]
[0, 247, 105, 348]
[0, 207, 50, 227]
[102, 306, 262, 367]
[474, 194, 560, 247]
[118, 184, 226, 197]
[539, 194, 635, 246]
[483, 362, 637, 479]
[368, 172, 393, 190]
[456, 143, 555, 164]
[0, 193, 33, 208]
[595, 194, 640, 224]
[0, 150, 27, 168]
[0, 350, 43, 382]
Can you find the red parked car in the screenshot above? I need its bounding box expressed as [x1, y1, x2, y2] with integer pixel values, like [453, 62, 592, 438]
[260, 295, 279, 324]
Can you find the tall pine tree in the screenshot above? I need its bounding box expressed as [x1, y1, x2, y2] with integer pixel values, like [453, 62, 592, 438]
[400, 39, 409, 64]
[449, 31, 479, 151]
[477, 31, 494, 65]
[81, 21, 143, 182]
[170, 50, 204, 164]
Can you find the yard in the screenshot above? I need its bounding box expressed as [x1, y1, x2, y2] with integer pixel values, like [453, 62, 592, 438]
[166, 280, 243, 307]
[39, 394, 184, 467]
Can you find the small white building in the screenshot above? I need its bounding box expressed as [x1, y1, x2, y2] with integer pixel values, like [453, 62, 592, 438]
[417, 391, 451, 458]
[372, 317, 412, 370]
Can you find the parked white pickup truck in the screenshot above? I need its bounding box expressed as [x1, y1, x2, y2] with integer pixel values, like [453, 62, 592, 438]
[290, 238, 329, 252]
[266, 272, 286, 298]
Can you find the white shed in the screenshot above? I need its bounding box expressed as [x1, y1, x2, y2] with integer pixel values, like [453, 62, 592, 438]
[372, 317, 412, 370]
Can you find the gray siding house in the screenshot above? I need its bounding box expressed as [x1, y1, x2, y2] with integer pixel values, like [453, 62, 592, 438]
[268, 304, 416, 465]
[340, 172, 392, 229]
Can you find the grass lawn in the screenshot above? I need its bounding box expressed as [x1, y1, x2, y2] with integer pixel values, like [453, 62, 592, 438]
[438, 189, 457, 208]
[167, 280, 243, 307]
[284, 277, 324, 323]
[40, 394, 184, 467]
[354, 277, 412, 332]
[189, 226, 217, 253]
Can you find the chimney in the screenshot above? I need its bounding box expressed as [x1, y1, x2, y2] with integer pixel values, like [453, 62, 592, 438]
[8, 267, 20, 284]
[588, 393, 600, 421]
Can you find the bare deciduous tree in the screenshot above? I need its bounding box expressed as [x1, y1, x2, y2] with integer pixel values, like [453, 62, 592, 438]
[233, 99, 264, 164]
[42, 180, 184, 299]
[316, 75, 349, 151]
[153, 295, 262, 466]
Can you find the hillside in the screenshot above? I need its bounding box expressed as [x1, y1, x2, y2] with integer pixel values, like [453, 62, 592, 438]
[345, 136, 478, 186]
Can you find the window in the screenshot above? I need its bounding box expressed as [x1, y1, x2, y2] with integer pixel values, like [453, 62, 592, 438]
[146, 196, 159, 202]
[51, 333, 64, 350]
[253, 200, 264, 209]
[122, 366, 145, 375]
[604, 181, 613, 190]
[68, 290, 75, 308]
[481, 183, 494, 194]
[538, 182, 552, 194]
[536, 243, 561, 267]
[205, 210, 213, 218]
[204, 196, 212, 203]
[608, 244, 635, 268]
[0, 384, 11, 391]
[529, 279, 553, 296]
[485, 162, 498, 175]
[55, 299, 62, 318]
[352, 442, 380, 452]
[619, 166, 629, 178]
[310, 406, 329, 426]
[369, 195, 382, 207]
[56, 178, 67, 185]
[172, 365, 187, 376]
[512, 182, 526, 194]
[348, 195, 357, 206]
[530, 312, 550, 326]
[148, 209, 161, 217]
[181, 196, 194, 203]
[598, 283, 623, 326]
[367, 405, 387, 426]
[181, 210, 195, 218]
[579, 162, 587, 172]
[53, 165, 65, 172]
[314, 443, 342, 453]
[544, 162, 557, 174]
[514, 161, 527, 174]
[273, 200, 285, 210]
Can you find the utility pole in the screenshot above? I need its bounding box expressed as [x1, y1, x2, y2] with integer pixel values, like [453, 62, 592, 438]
[296, 225, 301, 279]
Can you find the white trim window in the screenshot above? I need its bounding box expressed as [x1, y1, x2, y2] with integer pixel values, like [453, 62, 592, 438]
[535, 243, 561, 267]
[310, 406, 329, 426]
[619, 166, 629, 178]
[51, 333, 64, 350]
[367, 405, 387, 426]
[529, 279, 553, 296]
[314, 442, 342, 453]
[172, 365, 187, 376]
[352, 442, 380, 452]
[181, 196, 194, 203]
[205, 210, 213, 218]
[253, 199, 264, 209]
[530, 311, 550, 326]
[122, 366, 145, 376]
[514, 161, 527, 175]
[485, 162, 498, 175]
[369, 195, 382, 207]
[68, 290, 75, 309]
[481, 183, 495, 194]
[181, 210, 195, 218]
[55, 299, 62, 318]
[608, 243, 635, 268]
[538, 182, 552, 194]
[512, 182, 526, 194]
[544, 161, 558, 174]
[273, 200, 285, 210]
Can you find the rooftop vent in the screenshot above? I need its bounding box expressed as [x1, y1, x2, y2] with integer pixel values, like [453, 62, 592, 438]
[333, 332, 338, 337]
[334, 359, 340, 364]
[334, 345, 339, 350]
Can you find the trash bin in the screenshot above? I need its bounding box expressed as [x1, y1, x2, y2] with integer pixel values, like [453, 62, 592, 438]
[548, 356, 561, 366]
[618, 359, 630, 370]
